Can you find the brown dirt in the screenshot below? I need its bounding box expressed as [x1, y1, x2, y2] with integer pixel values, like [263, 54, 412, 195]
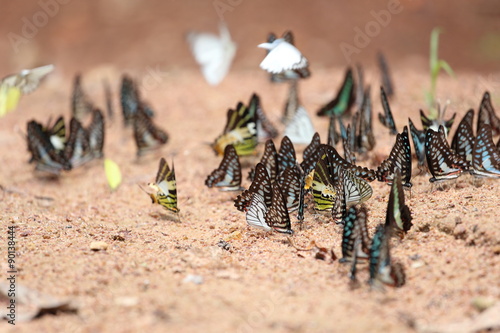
[1, 2, 500, 333]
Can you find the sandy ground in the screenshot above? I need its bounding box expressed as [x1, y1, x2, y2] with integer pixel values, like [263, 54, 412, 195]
[1, 64, 500, 332]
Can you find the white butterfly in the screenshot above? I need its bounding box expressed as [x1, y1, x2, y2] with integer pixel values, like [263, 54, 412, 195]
[258, 39, 308, 74]
[284, 106, 316, 144]
[186, 23, 237, 86]
[0, 64, 54, 117]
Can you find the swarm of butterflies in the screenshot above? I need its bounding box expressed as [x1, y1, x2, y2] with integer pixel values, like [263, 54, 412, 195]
[203, 30, 500, 290]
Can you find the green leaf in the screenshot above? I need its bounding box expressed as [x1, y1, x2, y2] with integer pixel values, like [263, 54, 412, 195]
[438, 60, 455, 78]
[104, 158, 122, 191]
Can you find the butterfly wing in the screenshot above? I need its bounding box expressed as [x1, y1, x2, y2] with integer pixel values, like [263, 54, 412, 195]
[205, 144, 242, 190]
[245, 193, 271, 231]
[259, 40, 308, 74]
[265, 183, 293, 234]
[284, 106, 316, 144]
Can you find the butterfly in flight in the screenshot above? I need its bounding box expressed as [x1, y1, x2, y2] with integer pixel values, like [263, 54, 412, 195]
[317, 68, 355, 117]
[246, 182, 293, 234]
[471, 123, 500, 178]
[71, 74, 94, 121]
[143, 157, 179, 213]
[425, 126, 469, 182]
[408, 118, 426, 168]
[477, 91, 500, 136]
[378, 86, 397, 135]
[369, 224, 406, 289]
[340, 205, 370, 263]
[235, 163, 273, 212]
[450, 109, 474, 166]
[205, 144, 243, 191]
[26, 120, 72, 175]
[376, 126, 412, 188]
[384, 170, 413, 239]
[186, 23, 237, 86]
[0, 64, 54, 117]
[134, 105, 169, 157]
[212, 100, 257, 156]
[258, 38, 308, 75]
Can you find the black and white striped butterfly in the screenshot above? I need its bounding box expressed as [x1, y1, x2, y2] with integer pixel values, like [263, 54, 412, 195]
[72, 74, 94, 122]
[377, 52, 394, 98]
[248, 139, 278, 182]
[385, 170, 412, 239]
[471, 123, 500, 178]
[319, 144, 377, 182]
[246, 182, 293, 234]
[235, 163, 273, 212]
[27, 120, 72, 174]
[408, 118, 426, 168]
[376, 126, 412, 187]
[343, 123, 356, 164]
[120, 75, 154, 127]
[278, 165, 302, 213]
[358, 86, 376, 154]
[277, 136, 297, 175]
[369, 224, 406, 289]
[87, 109, 105, 159]
[340, 205, 370, 263]
[205, 144, 243, 191]
[378, 86, 397, 135]
[425, 126, 469, 182]
[133, 105, 169, 157]
[63, 117, 92, 168]
[451, 109, 474, 166]
[327, 115, 340, 146]
[300, 132, 322, 177]
[251, 93, 278, 142]
[477, 91, 500, 137]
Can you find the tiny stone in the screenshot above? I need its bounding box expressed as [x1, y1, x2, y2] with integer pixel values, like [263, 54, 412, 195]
[453, 224, 467, 240]
[471, 296, 495, 312]
[90, 241, 108, 251]
[183, 274, 204, 285]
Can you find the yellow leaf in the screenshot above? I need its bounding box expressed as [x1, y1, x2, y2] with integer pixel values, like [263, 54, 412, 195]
[104, 158, 122, 191]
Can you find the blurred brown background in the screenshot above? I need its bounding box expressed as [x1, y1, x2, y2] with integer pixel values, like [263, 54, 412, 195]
[1, 0, 500, 76]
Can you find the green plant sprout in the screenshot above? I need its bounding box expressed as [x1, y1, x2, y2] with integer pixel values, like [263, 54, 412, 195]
[426, 27, 455, 120]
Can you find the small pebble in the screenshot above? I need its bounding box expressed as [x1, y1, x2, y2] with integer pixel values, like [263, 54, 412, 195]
[471, 296, 495, 312]
[183, 274, 204, 285]
[90, 241, 108, 251]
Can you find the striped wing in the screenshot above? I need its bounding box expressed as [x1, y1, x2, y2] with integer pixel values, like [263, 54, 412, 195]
[259, 139, 279, 181]
[246, 193, 271, 231]
[376, 126, 412, 187]
[45, 116, 66, 151]
[64, 117, 92, 168]
[71, 74, 94, 121]
[358, 86, 376, 153]
[385, 170, 413, 239]
[87, 109, 105, 159]
[252, 93, 278, 141]
[378, 86, 397, 135]
[471, 123, 500, 177]
[312, 156, 338, 211]
[234, 163, 273, 212]
[340, 205, 370, 262]
[317, 68, 355, 117]
[451, 109, 474, 165]
[343, 124, 356, 164]
[300, 132, 322, 176]
[343, 168, 373, 205]
[277, 136, 297, 174]
[205, 144, 242, 190]
[477, 91, 500, 136]
[155, 158, 179, 213]
[278, 165, 302, 213]
[319, 144, 377, 182]
[377, 53, 394, 97]
[133, 106, 168, 156]
[265, 183, 293, 234]
[408, 117, 426, 167]
[327, 115, 340, 146]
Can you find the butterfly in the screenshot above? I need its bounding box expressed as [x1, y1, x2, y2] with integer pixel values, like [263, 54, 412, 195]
[42, 116, 66, 152]
[87, 109, 105, 159]
[248, 139, 278, 182]
[311, 153, 344, 213]
[385, 170, 413, 239]
[369, 224, 406, 289]
[343, 124, 356, 164]
[63, 117, 93, 168]
[120, 75, 154, 127]
[144, 157, 179, 213]
[284, 105, 316, 144]
[408, 118, 426, 167]
[425, 126, 469, 182]
[246, 182, 293, 234]
[258, 38, 308, 74]
[205, 144, 243, 191]
[377, 52, 394, 97]
[277, 136, 297, 175]
[376, 126, 412, 187]
[327, 115, 340, 146]
[212, 101, 257, 156]
[420, 105, 456, 137]
[300, 132, 322, 177]
[477, 91, 500, 137]
[451, 109, 474, 166]
[471, 123, 500, 178]
[342, 167, 373, 206]
[235, 163, 273, 212]
[355, 63, 365, 110]
[0, 64, 54, 117]
[103, 79, 114, 120]
[187, 23, 236, 86]
[340, 205, 370, 263]
[318, 144, 377, 182]
[282, 80, 300, 125]
[358, 86, 376, 154]
[317, 68, 355, 117]
[26, 120, 72, 174]
[266, 31, 311, 82]
[378, 86, 397, 135]
[134, 105, 169, 157]
[251, 93, 278, 142]
[278, 165, 302, 213]
[71, 74, 94, 121]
